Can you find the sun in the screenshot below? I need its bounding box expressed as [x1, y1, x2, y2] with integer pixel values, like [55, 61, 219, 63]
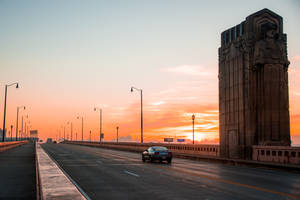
[186, 133, 204, 142]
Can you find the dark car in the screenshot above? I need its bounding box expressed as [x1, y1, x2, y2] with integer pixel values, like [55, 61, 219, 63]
[142, 146, 172, 164]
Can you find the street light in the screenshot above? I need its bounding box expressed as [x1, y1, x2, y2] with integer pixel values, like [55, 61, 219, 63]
[64, 125, 66, 141]
[94, 107, 102, 142]
[116, 126, 119, 143]
[22, 114, 28, 140]
[27, 124, 32, 140]
[16, 106, 25, 141]
[25, 121, 30, 139]
[192, 114, 195, 144]
[10, 125, 13, 141]
[77, 116, 84, 141]
[131, 86, 143, 143]
[67, 121, 73, 141]
[2, 82, 19, 142]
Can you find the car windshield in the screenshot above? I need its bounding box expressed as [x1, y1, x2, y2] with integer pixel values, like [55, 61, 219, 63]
[152, 147, 168, 151]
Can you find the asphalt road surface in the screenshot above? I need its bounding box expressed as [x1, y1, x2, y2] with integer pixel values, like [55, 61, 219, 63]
[0, 142, 36, 199]
[42, 143, 300, 200]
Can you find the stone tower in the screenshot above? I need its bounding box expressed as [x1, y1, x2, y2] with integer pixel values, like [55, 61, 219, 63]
[218, 9, 291, 159]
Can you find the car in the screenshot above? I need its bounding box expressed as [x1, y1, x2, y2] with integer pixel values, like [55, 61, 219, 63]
[142, 146, 172, 164]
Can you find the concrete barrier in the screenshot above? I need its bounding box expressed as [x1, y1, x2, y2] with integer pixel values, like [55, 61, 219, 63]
[0, 141, 29, 152]
[64, 141, 300, 172]
[64, 141, 219, 157]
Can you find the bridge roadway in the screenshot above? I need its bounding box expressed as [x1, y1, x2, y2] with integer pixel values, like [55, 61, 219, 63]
[0, 142, 36, 199]
[42, 143, 300, 200]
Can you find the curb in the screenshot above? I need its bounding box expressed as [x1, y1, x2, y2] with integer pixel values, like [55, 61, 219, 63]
[36, 143, 86, 200]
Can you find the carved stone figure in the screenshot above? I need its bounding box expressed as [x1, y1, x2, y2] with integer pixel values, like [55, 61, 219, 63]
[218, 9, 291, 159]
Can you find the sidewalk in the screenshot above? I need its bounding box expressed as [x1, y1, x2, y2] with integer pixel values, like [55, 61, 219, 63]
[0, 142, 36, 199]
[36, 143, 85, 200]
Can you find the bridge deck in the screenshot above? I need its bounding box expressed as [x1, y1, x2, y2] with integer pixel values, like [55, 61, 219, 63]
[0, 142, 36, 199]
[42, 143, 300, 200]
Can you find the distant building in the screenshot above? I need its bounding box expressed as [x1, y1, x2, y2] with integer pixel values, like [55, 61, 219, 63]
[30, 130, 39, 141]
[219, 9, 291, 159]
[0, 129, 7, 141]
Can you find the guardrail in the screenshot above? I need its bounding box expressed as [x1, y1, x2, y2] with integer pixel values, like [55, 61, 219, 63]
[252, 145, 300, 165]
[0, 141, 29, 153]
[64, 141, 220, 157]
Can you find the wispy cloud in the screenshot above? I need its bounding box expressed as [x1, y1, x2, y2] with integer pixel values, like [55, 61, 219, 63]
[292, 55, 300, 62]
[151, 101, 165, 106]
[292, 91, 300, 96]
[162, 65, 213, 76]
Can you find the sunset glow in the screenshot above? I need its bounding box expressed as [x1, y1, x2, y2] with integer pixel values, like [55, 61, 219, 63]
[0, 1, 300, 145]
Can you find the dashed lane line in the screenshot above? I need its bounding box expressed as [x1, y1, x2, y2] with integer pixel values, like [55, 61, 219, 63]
[124, 170, 140, 177]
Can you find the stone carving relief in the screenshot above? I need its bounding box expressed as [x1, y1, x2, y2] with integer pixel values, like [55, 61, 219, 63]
[253, 22, 289, 68]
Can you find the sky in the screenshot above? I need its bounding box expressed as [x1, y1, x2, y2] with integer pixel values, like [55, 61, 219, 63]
[0, 0, 300, 144]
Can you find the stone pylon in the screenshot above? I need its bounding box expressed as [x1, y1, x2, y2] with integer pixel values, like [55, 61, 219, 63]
[218, 9, 291, 159]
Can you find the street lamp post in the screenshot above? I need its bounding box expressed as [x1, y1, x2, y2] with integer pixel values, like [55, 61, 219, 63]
[94, 107, 102, 142]
[67, 122, 73, 141]
[26, 121, 30, 139]
[16, 106, 25, 141]
[116, 126, 119, 143]
[10, 125, 13, 141]
[22, 115, 28, 140]
[131, 86, 143, 143]
[64, 126, 65, 141]
[192, 114, 195, 144]
[77, 116, 84, 141]
[27, 124, 32, 140]
[89, 130, 91, 142]
[2, 82, 19, 142]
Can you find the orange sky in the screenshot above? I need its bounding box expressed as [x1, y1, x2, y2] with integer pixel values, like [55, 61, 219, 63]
[0, 2, 300, 145]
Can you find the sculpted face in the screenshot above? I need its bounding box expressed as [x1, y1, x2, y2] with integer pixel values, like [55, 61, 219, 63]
[266, 29, 276, 39]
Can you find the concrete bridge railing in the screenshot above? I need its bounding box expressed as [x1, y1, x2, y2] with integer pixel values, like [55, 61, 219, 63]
[64, 141, 220, 157]
[0, 141, 29, 152]
[252, 145, 300, 165]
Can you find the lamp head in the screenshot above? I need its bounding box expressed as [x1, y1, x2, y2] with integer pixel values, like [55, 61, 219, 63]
[94, 108, 96, 111]
[131, 87, 133, 92]
[24, 106, 26, 110]
[16, 83, 19, 89]
[192, 114, 195, 120]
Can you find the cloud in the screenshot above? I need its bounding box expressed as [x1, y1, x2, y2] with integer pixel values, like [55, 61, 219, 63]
[292, 91, 300, 96]
[292, 55, 300, 62]
[163, 65, 213, 76]
[151, 101, 165, 106]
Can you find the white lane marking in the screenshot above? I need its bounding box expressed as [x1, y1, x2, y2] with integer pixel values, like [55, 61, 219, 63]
[64, 164, 99, 167]
[124, 170, 140, 177]
[110, 163, 142, 166]
[96, 160, 103, 164]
